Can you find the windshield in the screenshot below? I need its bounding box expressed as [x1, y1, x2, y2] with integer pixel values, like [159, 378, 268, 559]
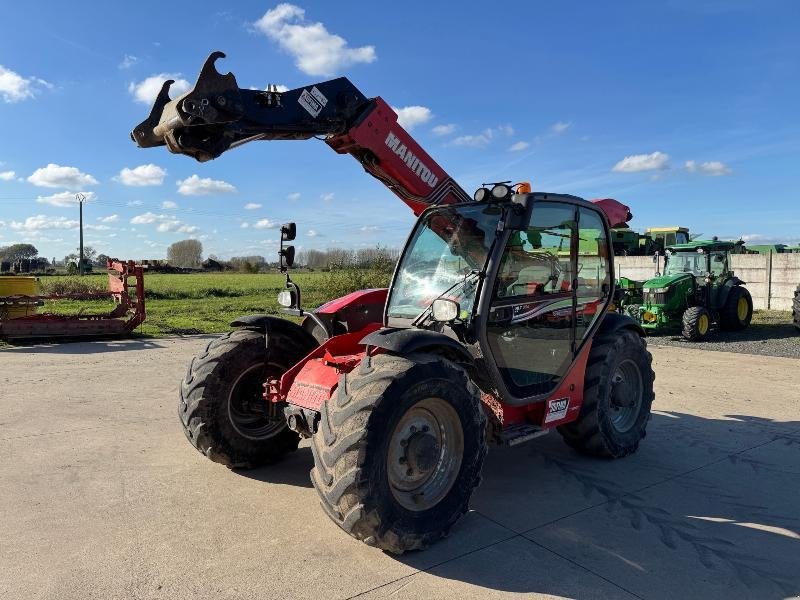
[664, 251, 707, 276]
[387, 203, 502, 320]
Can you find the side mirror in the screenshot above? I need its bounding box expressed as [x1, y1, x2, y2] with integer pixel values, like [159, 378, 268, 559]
[281, 222, 296, 241]
[280, 245, 295, 269]
[713, 254, 724, 262]
[432, 298, 459, 322]
[652, 252, 659, 263]
[277, 288, 297, 308]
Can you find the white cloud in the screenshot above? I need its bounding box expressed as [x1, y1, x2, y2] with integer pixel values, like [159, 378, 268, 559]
[36, 190, 98, 207]
[360, 225, 382, 233]
[451, 125, 514, 148]
[161, 200, 178, 209]
[27, 163, 98, 188]
[306, 229, 319, 237]
[509, 141, 530, 152]
[0, 170, 15, 181]
[251, 84, 290, 93]
[126, 199, 144, 207]
[130, 212, 159, 225]
[10, 214, 79, 231]
[287, 192, 301, 201]
[177, 174, 237, 196]
[612, 151, 670, 173]
[130, 212, 198, 233]
[392, 106, 432, 130]
[240, 222, 250, 229]
[550, 121, 572, 134]
[128, 73, 191, 105]
[116, 164, 166, 186]
[432, 124, 456, 136]
[118, 54, 138, 69]
[685, 160, 732, 176]
[320, 192, 334, 203]
[253, 218, 278, 229]
[244, 202, 262, 210]
[98, 214, 119, 223]
[0, 65, 52, 103]
[253, 3, 376, 76]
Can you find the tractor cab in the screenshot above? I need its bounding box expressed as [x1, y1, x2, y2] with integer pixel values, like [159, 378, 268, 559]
[646, 226, 690, 253]
[664, 240, 735, 286]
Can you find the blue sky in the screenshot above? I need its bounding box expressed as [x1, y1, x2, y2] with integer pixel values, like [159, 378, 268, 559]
[1, 0, 798, 260]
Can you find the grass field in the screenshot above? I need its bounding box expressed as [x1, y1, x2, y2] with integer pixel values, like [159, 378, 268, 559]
[34, 269, 392, 336]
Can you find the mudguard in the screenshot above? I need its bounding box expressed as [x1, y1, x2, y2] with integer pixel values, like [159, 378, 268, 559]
[718, 277, 746, 308]
[360, 327, 474, 364]
[597, 311, 645, 337]
[230, 314, 319, 349]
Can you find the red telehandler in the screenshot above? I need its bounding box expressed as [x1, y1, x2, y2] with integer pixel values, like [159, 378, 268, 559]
[132, 52, 654, 554]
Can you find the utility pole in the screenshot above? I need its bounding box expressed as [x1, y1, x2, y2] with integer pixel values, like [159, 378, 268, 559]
[76, 192, 86, 275]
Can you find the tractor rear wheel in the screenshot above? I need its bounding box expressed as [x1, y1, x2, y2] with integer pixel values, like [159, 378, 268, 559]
[310, 353, 486, 554]
[179, 329, 314, 469]
[557, 329, 654, 458]
[720, 286, 753, 331]
[682, 306, 711, 341]
[792, 285, 800, 331]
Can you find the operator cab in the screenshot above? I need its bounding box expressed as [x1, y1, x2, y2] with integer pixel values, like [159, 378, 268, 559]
[664, 240, 735, 281]
[386, 187, 614, 406]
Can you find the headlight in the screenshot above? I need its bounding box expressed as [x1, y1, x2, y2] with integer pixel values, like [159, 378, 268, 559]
[645, 287, 669, 294]
[432, 298, 459, 322]
[491, 184, 511, 199]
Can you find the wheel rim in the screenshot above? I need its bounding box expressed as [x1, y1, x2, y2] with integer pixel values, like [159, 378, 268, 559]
[227, 363, 286, 441]
[387, 397, 464, 512]
[609, 359, 644, 433]
[698, 313, 710, 335]
[737, 296, 748, 320]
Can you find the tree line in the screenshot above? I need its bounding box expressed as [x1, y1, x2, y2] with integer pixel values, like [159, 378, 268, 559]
[1, 239, 399, 274]
[169, 239, 399, 273]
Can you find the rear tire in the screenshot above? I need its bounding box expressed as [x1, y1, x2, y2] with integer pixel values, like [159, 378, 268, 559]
[558, 329, 654, 458]
[793, 285, 800, 331]
[179, 329, 315, 469]
[682, 306, 711, 341]
[310, 353, 486, 554]
[720, 286, 752, 331]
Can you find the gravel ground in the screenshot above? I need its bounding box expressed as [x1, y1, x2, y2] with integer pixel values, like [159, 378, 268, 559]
[647, 310, 800, 358]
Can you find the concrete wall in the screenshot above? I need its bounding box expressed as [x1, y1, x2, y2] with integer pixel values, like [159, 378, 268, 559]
[614, 253, 800, 311]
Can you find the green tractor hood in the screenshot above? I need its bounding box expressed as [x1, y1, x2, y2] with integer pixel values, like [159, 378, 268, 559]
[643, 272, 693, 290]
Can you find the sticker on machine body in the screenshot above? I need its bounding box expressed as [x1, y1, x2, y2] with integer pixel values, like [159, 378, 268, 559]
[544, 397, 570, 423]
[298, 86, 328, 117]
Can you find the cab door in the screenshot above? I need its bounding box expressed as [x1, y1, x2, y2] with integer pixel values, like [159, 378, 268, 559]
[483, 201, 611, 401]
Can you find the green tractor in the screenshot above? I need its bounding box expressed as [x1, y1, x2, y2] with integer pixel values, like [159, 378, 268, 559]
[624, 240, 753, 341]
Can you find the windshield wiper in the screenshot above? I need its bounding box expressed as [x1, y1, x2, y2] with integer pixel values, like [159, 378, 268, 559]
[410, 269, 482, 328]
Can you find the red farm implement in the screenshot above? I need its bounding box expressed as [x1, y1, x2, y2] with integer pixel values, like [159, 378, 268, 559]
[0, 259, 145, 341]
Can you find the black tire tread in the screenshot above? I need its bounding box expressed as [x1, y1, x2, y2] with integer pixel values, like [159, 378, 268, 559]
[792, 285, 800, 331]
[557, 329, 654, 458]
[682, 306, 710, 341]
[179, 328, 311, 469]
[720, 285, 753, 331]
[310, 353, 486, 554]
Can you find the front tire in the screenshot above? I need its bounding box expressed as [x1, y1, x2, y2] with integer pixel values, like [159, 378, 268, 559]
[682, 306, 711, 341]
[720, 286, 752, 331]
[310, 353, 486, 554]
[558, 329, 654, 458]
[179, 328, 315, 468]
